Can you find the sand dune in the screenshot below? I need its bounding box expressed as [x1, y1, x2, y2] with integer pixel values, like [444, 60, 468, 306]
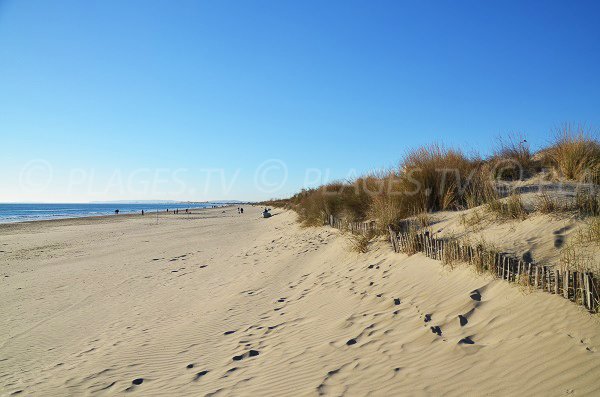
[1, 206, 599, 396]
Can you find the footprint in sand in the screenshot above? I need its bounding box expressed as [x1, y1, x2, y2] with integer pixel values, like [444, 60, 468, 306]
[458, 336, 475, 345]
[430, 326, 442, 336]
[458, 315, 468, 326]
[232, 350, 260, 361]
[470, 290, 482, 302]
[223, 367, 238, 377]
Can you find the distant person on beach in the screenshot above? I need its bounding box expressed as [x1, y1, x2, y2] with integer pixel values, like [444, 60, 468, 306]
[141, 210, 144, 216]
[263, 208, 271, 218]
[115, 209, 119, 215]
[240, 208, 244, 214]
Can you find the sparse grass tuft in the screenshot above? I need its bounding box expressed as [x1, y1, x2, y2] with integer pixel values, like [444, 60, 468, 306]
[441, 240, 458, 269]
[574, 216, 600, 248]
[470, 239, 498, 274]
[487, 193, 527, 220]
[517, 273, 535, 293]
[347, 232, 373, 253]
[415, 211, 432, 229]
[534, 192, 572, 214]
[460, 209, 485, 229]
[575, 190, 600, 217]
[560, 217, 600, 273]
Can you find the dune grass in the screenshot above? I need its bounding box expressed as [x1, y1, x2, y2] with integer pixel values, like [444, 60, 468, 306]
[486, 193, 528, 220]
[491, 134, 536, 180]
[347, 230, 375, 253]
[264, 129, 600, 242]
[542, 125, 600, 183]
[576, 190, 600, 217]
[397, 144, 480, 212]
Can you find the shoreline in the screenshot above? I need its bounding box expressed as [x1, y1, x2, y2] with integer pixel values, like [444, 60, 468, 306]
[0, 204, 238, 229]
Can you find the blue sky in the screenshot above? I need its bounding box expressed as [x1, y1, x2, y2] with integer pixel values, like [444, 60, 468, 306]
[1, 0, 599, 202]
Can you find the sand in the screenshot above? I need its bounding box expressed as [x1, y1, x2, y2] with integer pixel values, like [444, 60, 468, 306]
[1, 206, 599, 396]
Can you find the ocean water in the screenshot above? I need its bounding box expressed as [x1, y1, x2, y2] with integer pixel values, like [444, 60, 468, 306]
[0, 203, 224, 224]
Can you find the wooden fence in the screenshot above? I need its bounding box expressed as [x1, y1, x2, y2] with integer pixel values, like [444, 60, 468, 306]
[326, 214, 376, 235]
[325, 215, 599, 313]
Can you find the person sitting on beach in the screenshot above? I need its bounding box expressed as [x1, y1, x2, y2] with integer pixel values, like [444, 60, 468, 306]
[262, 208, 271, 218]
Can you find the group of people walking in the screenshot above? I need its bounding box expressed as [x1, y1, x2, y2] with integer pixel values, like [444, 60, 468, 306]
[126, 208, 191, 216]
[114, 207, 258, 217]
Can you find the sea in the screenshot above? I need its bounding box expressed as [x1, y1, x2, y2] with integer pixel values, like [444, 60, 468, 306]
[0, 203, 226, 224]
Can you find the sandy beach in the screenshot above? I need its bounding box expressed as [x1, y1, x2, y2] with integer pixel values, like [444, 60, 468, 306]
[0, 206, 598, 396]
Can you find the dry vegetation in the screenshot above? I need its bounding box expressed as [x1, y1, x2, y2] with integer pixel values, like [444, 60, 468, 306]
[541, 125, 600, 184]
[535, 192, 570, 214]
[486, 193, 528, 220]
[264, 128, 600, 271]
[347, 231, 375, 253]
[491, 134, 536, 180]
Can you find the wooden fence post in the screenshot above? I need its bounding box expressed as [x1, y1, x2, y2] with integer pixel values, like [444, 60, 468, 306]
[579, 272, 585, 305]
[589, 274, 598, 312]
[583, 272, 590, 310]
[542, 266, 547, 290]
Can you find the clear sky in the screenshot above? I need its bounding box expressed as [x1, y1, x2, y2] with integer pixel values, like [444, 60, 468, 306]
[1, 0, 599, 202]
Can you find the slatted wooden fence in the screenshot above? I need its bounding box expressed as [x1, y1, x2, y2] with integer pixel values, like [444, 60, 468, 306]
[325, 215, 599, 313]
[326, 214, 376, 235]
[388, 227, 599, 313]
